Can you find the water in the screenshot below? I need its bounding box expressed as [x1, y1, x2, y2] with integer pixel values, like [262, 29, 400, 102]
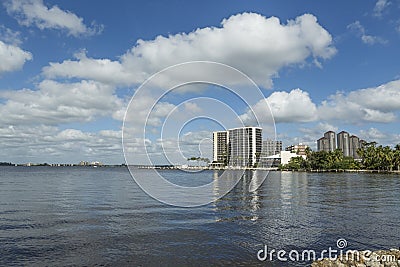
[0, 167, 399, 266]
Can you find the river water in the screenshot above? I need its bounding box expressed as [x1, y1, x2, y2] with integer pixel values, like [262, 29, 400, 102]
[0, 167, 399, 266]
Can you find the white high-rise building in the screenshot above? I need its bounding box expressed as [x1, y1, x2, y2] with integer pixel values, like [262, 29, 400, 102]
[228, 127, 262, 167]
[213, 127, 262, 167]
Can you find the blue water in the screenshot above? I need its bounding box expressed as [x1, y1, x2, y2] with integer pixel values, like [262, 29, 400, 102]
[0, 167, 399, 266]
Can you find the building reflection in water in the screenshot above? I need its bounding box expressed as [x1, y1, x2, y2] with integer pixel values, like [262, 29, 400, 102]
[212, 170, 267, 222]
[211, 170, 323, 253]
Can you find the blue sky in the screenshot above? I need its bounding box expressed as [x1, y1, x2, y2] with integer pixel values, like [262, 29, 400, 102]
[0, 0, 399, 164]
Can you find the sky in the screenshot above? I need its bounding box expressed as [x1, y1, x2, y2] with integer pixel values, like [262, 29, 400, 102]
[0, 0, 400, 164]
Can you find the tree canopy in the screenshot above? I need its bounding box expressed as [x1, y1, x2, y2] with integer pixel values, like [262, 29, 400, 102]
[281, 143, 400, 171]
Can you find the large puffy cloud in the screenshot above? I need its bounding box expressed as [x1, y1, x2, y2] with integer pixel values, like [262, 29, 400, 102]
[0, 80, 122, 125]
[318, 79, 400, 123]
[4, 0, 102, 37]
[42, 12, 336, 88]
[346, 80, 400, 112]
[265, 89, 318, 123]
[0, 40, 32, 74]
[240, 88, 318, 124]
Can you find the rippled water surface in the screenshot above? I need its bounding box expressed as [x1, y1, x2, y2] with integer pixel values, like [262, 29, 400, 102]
[0, 167, 399, 266]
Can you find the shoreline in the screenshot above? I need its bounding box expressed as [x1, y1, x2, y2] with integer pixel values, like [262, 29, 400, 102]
[2, 164, 400, 174]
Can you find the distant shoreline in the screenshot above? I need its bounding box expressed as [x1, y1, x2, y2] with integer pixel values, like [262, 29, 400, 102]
[1, 164, 400, 174]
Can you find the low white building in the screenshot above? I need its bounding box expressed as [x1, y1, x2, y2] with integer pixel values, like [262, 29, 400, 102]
[280, 151, 306, 165]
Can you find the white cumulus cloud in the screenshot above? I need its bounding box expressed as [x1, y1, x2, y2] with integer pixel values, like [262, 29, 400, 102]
[0, 40, 32, 74]
[4, 0, 103, 37]
[0, 80, 122, 125]
[318, 79, 400, 123]
[241, 88, 318, 124]
[42, 12, 336, 88]
[240, 79, 400, 125]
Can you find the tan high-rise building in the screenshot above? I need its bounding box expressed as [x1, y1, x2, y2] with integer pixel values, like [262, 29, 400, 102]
[349, 135, 360, 159]
[337, 131, 350, 157]
[285, 143, 308, 156]
[324, 131, 336, 152]
[317, 137, 329, 152]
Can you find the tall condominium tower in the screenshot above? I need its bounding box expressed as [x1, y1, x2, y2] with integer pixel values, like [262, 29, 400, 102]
[337, 131, 350, 157]
[324, 131, 336, 152]
[349, 135, 360, 159]
[317, 130, 366, 159]
[317, 137, 329, 152]
[228, 127, 262, 167]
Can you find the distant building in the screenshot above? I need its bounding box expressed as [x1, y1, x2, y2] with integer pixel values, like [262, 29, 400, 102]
[262, 140, 282, 157]
[349, 135, 360, 159]
[285, 143, 308, 156]
[212, 126, 262, 167]
[337, 131, 350, 157]
[317, 131, 336, 152]
[78, 161, 103, 166]
[317, 130, 367, 159]
[324, 131, 336, 152]
[317, 137, 329, 152]
[212, 131, 229, 164]
[228, 127, 262, 167]
[259, 140, 282, 168]
[280, 151, 306, 165]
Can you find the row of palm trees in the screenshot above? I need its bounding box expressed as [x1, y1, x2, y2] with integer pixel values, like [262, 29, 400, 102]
[357, 142, 400, 171]
[281, 143, 400, 171]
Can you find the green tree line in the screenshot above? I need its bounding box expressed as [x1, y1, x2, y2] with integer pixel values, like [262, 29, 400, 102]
[358, 142, 400, 171]
[281, 143, 400, 171]
[187, 157, 210, 165]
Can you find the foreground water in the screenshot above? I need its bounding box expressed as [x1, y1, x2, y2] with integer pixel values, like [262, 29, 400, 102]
[0, 167, 399, 266]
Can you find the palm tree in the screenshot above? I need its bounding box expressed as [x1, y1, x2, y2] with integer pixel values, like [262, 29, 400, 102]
[395, 144, 400, 151]
[394, 149, 400, 171]
[305, 147, 312, 158]
[382, 146, 394, 171]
